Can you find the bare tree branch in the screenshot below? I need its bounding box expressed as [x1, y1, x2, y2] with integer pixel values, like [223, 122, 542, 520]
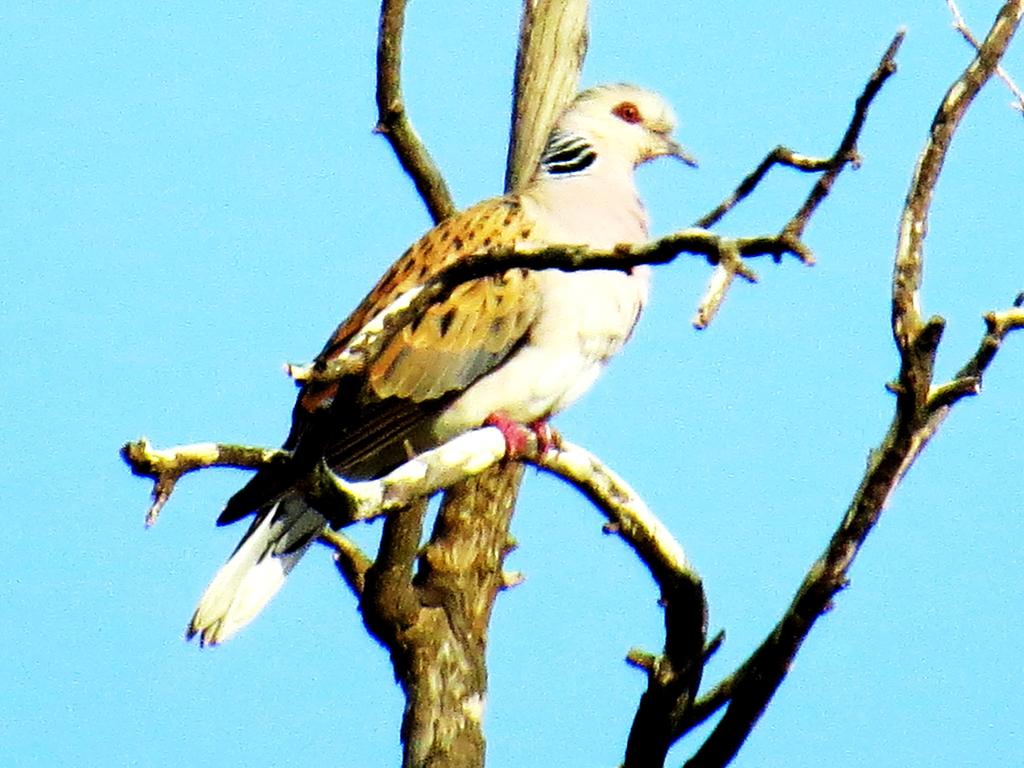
[954, 304, 1024, 383]
[376, 0, 456, 222]
[786, 31, 904, 241]
[694, 148, 836, 231]
[285, 227, 810, 389]
[120, 438, 288, 527]
[691, 239, 752, 330]
[122, 417, 706, 765]
[677, 7, 1024, 766]
[948, 0, 1024, 112]
[505, 0, 589, 192]
[692, 31, 903, 329]
[387, 5, 588, 762]
[532, 446, 706, 768]
[121, 426, 702, 612]
[319, 528, 372, 598]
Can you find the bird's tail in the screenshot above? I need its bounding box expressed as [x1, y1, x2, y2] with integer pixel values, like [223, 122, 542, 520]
[187, 495, 325, 646]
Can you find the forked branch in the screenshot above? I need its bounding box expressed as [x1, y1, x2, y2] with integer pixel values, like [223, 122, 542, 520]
[690, 31, 903, 330]
[121, 438, 288, 527]
[285, 228, 812, 389]
[948, 0, 1024, 112]
[674, 7, 1024, 767]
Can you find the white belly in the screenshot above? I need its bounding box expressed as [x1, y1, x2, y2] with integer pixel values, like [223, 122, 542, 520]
[433, 265, 649, 437]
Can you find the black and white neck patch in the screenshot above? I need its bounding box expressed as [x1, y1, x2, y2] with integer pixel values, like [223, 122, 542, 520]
[540, 130, 597, 176]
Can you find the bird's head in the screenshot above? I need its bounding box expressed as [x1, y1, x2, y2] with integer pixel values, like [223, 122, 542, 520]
[557, 84, 696, 168]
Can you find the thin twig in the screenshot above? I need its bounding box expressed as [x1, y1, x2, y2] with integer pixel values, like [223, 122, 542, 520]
[787, 31, 903, 240]
[287, 229, 811, 386]
[954, 305, 1024, 383]
[690, 33, 902, 330]
[695, 148, 834, 230]
[376, 0, 455, 223]
[696, 33, 900, 233]
[319, 529, 372, 597]
[692, 239, 754, 330]
[949, 0, 1024, 112]
[121, 438, 288, 526]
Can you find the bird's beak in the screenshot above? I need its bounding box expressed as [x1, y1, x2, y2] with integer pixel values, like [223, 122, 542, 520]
[665, 137, 698, 168]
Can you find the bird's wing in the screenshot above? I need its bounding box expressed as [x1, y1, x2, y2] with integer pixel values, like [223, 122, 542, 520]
[366, 267, 538, 401]
[219, 196, 540, 522]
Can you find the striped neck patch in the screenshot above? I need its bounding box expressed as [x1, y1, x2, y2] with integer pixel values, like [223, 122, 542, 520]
[540, 130, 597, 176]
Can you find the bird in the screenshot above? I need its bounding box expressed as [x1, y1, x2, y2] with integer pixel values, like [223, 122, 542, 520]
[188, 83, 693, 646]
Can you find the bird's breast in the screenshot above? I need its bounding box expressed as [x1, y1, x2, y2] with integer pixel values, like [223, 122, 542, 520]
[532, 265, 649, 358]
[431, 265, 648, 439]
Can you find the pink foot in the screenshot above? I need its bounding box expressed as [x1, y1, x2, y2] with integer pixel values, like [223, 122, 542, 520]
[483, 413, 561, 459]
[484, 412, 531, 459]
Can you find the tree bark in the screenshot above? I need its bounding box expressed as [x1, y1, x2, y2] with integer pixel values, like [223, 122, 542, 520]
[372, 2, 591, 766]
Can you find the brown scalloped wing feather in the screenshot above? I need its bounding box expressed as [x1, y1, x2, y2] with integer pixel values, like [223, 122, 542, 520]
[299, 195, 537, 414]
[220, 195, 542, 522]
[368, 267, 538, 401]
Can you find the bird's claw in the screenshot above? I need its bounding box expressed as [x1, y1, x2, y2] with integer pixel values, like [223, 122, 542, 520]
[483, 413, 561, 459]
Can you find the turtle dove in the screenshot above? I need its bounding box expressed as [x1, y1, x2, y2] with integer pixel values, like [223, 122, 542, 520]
[188, 83, 692, 646]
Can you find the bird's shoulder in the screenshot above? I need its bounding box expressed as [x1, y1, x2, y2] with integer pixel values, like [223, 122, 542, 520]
[288, 193, 543, 420]
[320, 194, 534, 359]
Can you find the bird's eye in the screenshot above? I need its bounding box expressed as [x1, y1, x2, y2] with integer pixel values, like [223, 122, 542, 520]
[612, 101, 642, 124]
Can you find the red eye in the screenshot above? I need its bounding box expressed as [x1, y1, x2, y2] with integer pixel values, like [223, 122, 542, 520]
[612, 101, 642, 124]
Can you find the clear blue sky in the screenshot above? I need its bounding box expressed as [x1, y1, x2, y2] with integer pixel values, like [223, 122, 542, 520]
[2, 2, 1022, 766]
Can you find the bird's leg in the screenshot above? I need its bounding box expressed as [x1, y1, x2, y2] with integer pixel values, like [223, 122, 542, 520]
[483, 413, 561, 459]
